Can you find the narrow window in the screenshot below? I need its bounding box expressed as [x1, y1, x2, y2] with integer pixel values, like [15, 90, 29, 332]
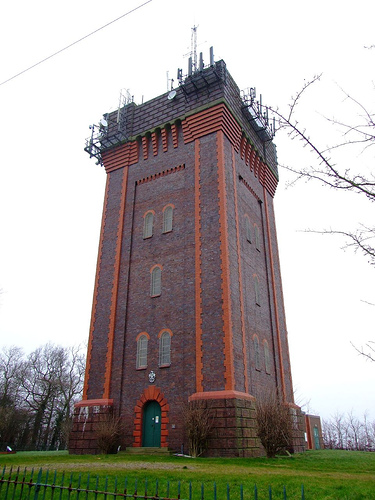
[150, 266, 162, 297]
[245, 215, 252, 243]
[163, 205, 173, 233]
[254, 224, 260, 251]
[253, 335, 260, 371]
[136, 334, 148, 369]
[264, 340, 271, 374]
[143, 211, 154, 239]
[159, 331, 171, 366]
[254, 275, 260, 305]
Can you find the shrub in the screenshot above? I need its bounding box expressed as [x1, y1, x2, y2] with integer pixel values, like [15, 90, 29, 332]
[255, 391, 293, 458]
[184, 400, 213, 457]
[96, 414, 122, 454]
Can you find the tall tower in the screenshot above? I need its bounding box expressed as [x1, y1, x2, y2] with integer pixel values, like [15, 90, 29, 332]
[69, 57, 305, 457]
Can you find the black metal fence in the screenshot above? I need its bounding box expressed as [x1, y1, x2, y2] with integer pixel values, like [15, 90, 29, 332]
[0, 466, 306, 500]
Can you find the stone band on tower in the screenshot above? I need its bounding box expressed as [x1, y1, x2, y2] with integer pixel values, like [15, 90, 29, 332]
[69, 58, 305, 456]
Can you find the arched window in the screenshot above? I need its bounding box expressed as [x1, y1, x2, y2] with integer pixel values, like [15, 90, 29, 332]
[163, 205, 173, 233]
[254, 275, 260, 305]
[143, 211, 154, 239]
[245, 215, 252, 243]
[150, 266, 162, 297]
[159, 330, 171, 366]
[136, 334, 148, 369]
[253, 335, 260, 371]
[264, 339, 271, 374]
[254, 224, 260, 251]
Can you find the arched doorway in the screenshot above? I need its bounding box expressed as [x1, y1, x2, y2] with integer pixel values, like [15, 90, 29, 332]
[142, 400, 161, 447]
[133, 386, 169, 448]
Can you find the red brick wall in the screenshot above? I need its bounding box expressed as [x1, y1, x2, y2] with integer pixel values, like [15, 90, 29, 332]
[71, 61, 302, 456]
[69, 400, 113, 455]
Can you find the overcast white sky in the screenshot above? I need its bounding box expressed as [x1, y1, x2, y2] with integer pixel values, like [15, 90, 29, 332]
[0, 0, 374, 421]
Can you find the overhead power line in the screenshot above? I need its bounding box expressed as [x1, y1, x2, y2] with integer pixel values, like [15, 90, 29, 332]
[0, 0, 153, 87]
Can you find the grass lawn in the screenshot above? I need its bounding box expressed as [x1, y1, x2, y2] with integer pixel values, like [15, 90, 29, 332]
[1, 449, 375, 499]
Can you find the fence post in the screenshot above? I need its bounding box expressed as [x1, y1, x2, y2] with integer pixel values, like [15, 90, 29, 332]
[41, 469, 49, 500]
[85, 472, 91, 500]
[32, 468, 43, 500]
[76, 473, 82, 499]
[123, 477, 128, 498]
[10, 466, 19, 500]
[254, 484, 258, 500]
[59, 471, 65, 500]
[301, 484, 305, 500]
[103, 476, 108, 500]
[268, 484, 272, 500]
[3, 466, 12, 500]
[94, 475, 99, 500]
[19, 467, 27, 498]
[68, 472, 73, 500]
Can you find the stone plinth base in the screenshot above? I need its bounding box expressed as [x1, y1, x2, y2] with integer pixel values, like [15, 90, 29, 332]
[189, 391, 306, 457]
[69, 399, 113, 455]
[189, 391, 260, 458]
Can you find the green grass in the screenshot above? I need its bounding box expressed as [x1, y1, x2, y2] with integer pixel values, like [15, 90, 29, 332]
[1, 450, 375, 499]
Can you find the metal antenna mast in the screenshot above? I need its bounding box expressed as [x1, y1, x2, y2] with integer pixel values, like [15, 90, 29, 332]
[191, 25, 198, 73]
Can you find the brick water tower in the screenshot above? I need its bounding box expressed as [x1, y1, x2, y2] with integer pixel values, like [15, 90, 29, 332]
[69, 52, 305, 457]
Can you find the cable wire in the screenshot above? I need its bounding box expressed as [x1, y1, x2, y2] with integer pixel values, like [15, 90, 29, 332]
[0, 0, 153, 87]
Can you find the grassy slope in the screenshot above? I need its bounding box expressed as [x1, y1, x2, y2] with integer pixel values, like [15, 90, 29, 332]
[1, 450, 375, 499]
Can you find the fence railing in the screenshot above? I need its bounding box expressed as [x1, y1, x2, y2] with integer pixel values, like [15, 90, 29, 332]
[0, 466, 306, 500]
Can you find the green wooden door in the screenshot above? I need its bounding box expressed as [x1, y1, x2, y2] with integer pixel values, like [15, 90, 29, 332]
[313, 426, 320, 450]
[142, 401, 161, 447]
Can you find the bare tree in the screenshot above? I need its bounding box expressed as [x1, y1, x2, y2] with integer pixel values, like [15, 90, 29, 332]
[267, 75, 375, 265]
[363, 413, 375, 451]
[0, 343, 85, 450]
[351, 340, 375, 363]
[0, 346, 24, 407]
[0, 346, 28, 448]
[322, 418, 338, 449]
[49, 344, 85, 449]
[15, 343, 84, 450]
[21, 344, 63, 449]
[322, 411, 375, 451]
[266, 74, 375, 362]
[346, 411, 363, 450]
